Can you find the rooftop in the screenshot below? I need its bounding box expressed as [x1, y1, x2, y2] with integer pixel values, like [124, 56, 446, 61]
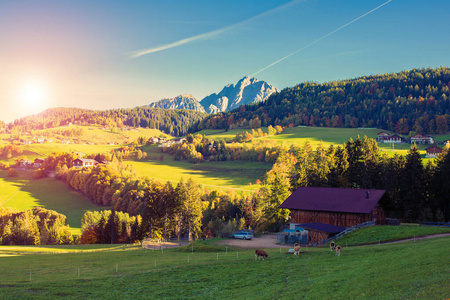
[279, 187, 385, 214]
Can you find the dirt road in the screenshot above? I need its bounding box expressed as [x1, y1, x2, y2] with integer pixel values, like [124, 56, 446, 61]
[217, 232, 450, 249]
[217, 234, 291, 249]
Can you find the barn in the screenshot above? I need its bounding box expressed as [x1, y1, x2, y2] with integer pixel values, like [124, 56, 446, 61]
[279, 187, 386, 244]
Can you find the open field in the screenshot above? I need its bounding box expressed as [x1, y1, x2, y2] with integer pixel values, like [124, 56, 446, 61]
[0, 236, 448, 299]
[198, 127, 441, 164]
[336, 225, 450, 246]
[0, 171, 106, 235]
[130, 147, 270, 192]
[198, 127, 436, 150]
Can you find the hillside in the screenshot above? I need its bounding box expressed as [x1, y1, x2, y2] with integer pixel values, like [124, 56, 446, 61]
[196, 67, 450, 135]
[0, 237, 448, 298]
[7, 107, 205, 137]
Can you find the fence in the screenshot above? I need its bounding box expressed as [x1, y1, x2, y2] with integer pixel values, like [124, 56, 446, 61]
[419, 221, 450, 227]
[323, 220, 375, 244]
[277, 231, 308, 245]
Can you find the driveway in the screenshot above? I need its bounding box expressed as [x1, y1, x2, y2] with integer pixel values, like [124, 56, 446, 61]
[217, 233, 291, 249]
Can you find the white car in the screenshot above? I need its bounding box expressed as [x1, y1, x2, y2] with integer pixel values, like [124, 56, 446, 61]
[230, 232, 253, 240]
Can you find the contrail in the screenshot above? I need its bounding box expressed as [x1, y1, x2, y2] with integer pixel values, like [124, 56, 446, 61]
[251, 0, 393, 76]
[128, 0, 304, 59]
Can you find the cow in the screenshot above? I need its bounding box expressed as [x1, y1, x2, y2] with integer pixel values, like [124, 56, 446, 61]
[293, 243, 301, 255]
[335, 245, 342, 256]
[330, 241, 336, 252]
[255, 249, 269, 260]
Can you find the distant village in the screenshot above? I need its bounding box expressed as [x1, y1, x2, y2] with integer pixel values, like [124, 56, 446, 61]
[376, 132, 448, 158]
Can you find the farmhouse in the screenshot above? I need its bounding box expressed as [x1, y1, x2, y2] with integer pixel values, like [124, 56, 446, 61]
[73, 158, 98, 168]
[410, 134, 434, 144]
[279, 187, 386, 244]
[425, 145, 443, 158]
[19, 159, 32, 167]
[377, 132, 402, 143]
[33, 158, 45, 168]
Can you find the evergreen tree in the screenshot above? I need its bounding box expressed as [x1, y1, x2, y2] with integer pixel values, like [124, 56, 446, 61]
[400, 145, 425, 221]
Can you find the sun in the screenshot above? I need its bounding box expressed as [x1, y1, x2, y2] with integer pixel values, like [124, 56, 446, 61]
[19, 81, 46, 110]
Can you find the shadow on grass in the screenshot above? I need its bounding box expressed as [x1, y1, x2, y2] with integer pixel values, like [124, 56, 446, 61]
[1, 171, 107, 233]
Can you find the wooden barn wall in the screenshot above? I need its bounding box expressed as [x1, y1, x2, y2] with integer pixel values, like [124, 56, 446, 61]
[371, 204, 386, 225]
[290, 210, 371, 227]
[307, 229, 330, 244]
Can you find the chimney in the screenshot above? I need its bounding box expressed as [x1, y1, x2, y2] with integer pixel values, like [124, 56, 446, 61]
[366, 191, 370, 199]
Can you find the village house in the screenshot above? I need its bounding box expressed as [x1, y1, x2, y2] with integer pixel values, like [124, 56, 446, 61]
[73, 158, 98, 168]
[19, 159, 32, 167]
[377, 132, 402, 143]
[425, 145, 443, 158]
[33, 158, 45, 168]
[410, 134, 434, 144]
[279, 187, 386, 244]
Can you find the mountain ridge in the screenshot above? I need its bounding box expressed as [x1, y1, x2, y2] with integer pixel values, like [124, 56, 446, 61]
[147, 76, 278, 114]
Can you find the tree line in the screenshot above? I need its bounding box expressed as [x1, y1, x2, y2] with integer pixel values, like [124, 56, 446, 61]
[7, 107, 205, 137]
[195, 67, 450, 135]
[165, 129, 284, 164]
[0, 207, 73, 245]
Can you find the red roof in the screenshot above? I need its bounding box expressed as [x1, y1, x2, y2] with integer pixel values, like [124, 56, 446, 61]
[279, 187, 385, 214]
[426, 146, 442, 153]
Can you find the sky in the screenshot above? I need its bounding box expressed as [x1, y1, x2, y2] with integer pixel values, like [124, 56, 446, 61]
[1, 0, 449, 123]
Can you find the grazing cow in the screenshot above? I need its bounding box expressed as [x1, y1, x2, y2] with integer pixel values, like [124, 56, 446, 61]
[293, 243, 301, 255]
[255, 249, 269, 260]
[335, 245, 342, 256]
[330, 241, 336, 252]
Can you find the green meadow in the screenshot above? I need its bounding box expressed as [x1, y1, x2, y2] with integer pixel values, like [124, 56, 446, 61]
[130, 146, 270, 192]
[0, 236, 448, 299]
[198, 127, 441, 163]
[0, 171, 106, 235]
[338, 225, 450, 246]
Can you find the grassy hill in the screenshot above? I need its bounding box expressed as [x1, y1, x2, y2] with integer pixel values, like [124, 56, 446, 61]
[131, 145, 270, 192]
[197, 126, 442, 161]
[0, 171, 106, 235]
[0, 236, 448, 299]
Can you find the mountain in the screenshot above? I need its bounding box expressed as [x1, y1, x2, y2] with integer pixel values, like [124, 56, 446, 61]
[194, 67, 450, 135]
[200, 76, 279, 114]
[148, 94, 206, 113]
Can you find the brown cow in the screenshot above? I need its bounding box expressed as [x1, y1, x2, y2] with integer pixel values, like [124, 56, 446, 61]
[255, 249, 268, 260]
[330, 241, 336, 252]
[335, 245, 342, 256]
[293, 243, 301, 255]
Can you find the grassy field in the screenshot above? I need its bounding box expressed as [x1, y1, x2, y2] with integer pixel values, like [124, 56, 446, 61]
[198, 127, 441, 164]
[0, 171, 106, 235]
[0, 236, 448, 299]
[130, 146, 270, 192]
[337, 225, 450, 246]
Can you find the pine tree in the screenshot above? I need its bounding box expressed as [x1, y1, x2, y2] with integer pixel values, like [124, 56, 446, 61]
[400, 144, 425, 221]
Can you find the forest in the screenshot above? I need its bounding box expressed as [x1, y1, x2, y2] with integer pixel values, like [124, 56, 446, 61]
[195, 67, 450, 135]
[6, 107, 205, 137]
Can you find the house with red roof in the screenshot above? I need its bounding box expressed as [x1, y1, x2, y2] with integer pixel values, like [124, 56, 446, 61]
[425, 145, 443, 158]
[73, 158, 98, 168]
[279, 187, 386, 244]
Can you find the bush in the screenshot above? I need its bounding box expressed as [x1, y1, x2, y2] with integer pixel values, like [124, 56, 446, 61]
[7, 168, 18, 177]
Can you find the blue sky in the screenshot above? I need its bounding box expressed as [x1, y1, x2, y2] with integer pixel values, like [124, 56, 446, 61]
[0, 0, 449, 122]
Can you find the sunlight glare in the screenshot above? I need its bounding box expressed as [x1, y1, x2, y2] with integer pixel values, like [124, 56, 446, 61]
[19, 81, 46, 110]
